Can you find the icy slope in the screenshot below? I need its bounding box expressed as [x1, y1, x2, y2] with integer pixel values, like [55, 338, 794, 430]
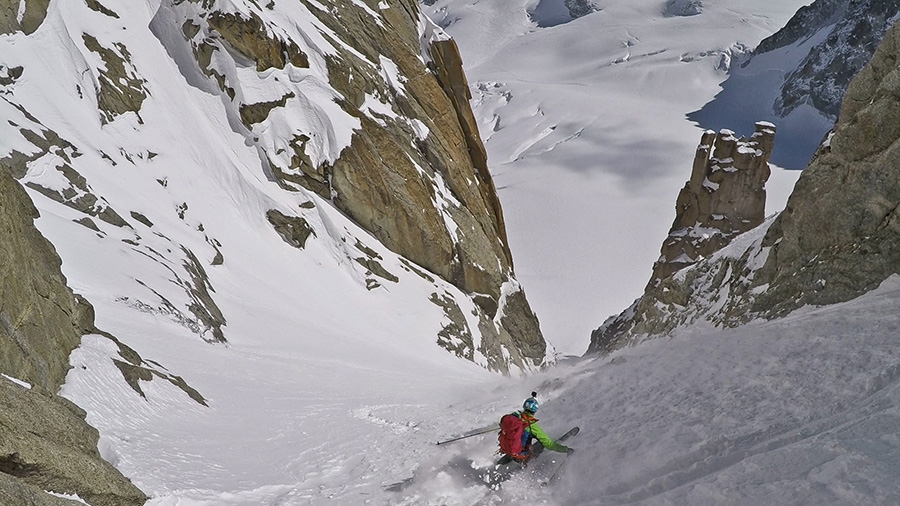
[422, 0, 809, 353]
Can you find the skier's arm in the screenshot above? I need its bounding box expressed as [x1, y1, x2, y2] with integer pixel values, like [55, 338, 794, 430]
[530, 423, 570, 453]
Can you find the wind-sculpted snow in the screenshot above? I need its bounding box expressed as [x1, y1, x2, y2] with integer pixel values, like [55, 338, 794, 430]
[555, 283, 900, 505]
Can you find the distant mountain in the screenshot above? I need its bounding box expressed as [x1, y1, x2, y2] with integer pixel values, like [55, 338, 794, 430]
[766, 0, 900, 120]
[690, 0, 900, 168]
[591, 17, 900, 354]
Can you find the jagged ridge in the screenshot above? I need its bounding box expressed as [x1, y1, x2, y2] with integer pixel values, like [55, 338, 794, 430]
[590, 18, 900, 355]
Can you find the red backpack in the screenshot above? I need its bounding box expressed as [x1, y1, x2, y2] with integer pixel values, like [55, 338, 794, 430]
[498, 413, 528, 459]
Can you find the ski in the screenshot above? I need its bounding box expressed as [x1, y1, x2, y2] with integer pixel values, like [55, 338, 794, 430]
[528, 426, 579, 460]
[540, 427, 579, 487]
[559, 426, 580, 440]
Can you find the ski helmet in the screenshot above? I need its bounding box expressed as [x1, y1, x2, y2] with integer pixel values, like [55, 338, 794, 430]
[523, 397, 539, 414]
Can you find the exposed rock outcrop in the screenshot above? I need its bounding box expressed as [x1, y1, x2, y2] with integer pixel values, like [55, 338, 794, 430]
[206, 11, 309, 72]
[0, 165, 89, 390]
[652, 123, 774, 281]
[589, 123, 774, 353]
[0, 0, 49, 35]
[564, 0, 599, 18]
[664, 0, 702, 17]
[590, 19, 900, 355]
[429, 38, 511, 267]
[151, 0, 547, 371]
[0, 167, 147, 504]
[0, 377, 148, 506]
[752, 18, 900, 316]
[81, 34, 148, 125]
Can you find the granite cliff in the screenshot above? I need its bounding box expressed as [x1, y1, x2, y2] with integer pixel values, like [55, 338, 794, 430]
[0, 0, 550, 503]
[590, 122, 775, 353]
[652, 123, 774, 281]
[0, 159, 146, 504]
[591, 19, 900, 354]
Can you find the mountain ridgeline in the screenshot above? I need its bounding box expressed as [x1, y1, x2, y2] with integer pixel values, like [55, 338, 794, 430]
[1, 0, 548, 370]
[590, 19, 900, 354]
[757, 0, 900, 120]
[690, 0, 900, 168]
[0, 0, 552, 503]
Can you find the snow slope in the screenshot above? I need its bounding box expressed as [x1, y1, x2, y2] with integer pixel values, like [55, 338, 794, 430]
[0, 0, 533, 502]
[391, 274, 900, 506]
[59, 265, 900, 505]
[422, 0, 810, 354]
[13, 1, 900, 505]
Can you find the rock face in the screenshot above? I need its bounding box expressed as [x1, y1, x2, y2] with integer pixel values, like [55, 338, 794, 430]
[652, 124, 774, 281]
[752, 18, 900, 317]
[146, 0, 547, 370]
[564, 0, 599, 18]
[0, 164, 89, 391]
[0, 168, 147, 504]
[0, 0, 49, 35]
[590, 19, 900, 355]
[765, 0, 900, 120]
[752, 0, 848, 58]
[664, 0, 703, 17]
[524, 0, 599, 26]
[590, 123, 775, 353]
[0, 377, 148, 506]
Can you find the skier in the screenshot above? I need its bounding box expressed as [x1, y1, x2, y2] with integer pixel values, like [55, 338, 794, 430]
[498, 392, 575, 463]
